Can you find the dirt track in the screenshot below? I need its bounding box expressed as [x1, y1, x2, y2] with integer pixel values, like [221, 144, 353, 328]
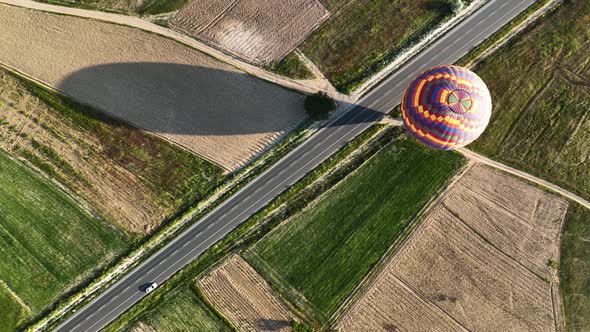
[0, 4, 306, 170]
[199, 255, 296, 332]
[337, 164, 567, 331]
[171, 0, 329, 64]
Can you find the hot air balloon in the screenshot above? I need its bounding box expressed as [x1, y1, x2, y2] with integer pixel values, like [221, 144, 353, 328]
[401, 65, 492, 150]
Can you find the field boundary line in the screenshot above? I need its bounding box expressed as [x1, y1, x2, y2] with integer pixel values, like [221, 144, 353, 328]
[0, 280, 33, 317]
[551, 201, 569, 332]
[194, 0, 240, 34]
[330, 159, 474, 326]
[293, 49, 336, 94]
[0, 145, 102, 224]
[457, 148, 590, 211]
[552, 282, 565, 332]
[242, 250, 316, 322]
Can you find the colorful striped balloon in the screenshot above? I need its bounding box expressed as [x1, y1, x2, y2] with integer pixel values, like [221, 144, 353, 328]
[401, 65, 492, 150]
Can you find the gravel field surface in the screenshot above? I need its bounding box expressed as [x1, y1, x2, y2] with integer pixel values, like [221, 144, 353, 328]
[0, 4, 306, 170]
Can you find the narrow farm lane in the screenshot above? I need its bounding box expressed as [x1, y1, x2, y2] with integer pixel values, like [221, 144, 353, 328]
[457, 148, 590, 210]
[0, 0, 347, 100]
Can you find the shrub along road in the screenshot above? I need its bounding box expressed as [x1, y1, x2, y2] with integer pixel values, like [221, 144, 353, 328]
[52, 0, 539, 331]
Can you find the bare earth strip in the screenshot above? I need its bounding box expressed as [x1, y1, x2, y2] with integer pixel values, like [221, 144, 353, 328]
[337, 164, 567, 331]
[199, 255, 297, 332]
[0, 4, 306, 170]
[171, 0, 329, 64]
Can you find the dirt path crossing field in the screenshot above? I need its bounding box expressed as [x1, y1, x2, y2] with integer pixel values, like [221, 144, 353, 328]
[0, 4, 308, 170]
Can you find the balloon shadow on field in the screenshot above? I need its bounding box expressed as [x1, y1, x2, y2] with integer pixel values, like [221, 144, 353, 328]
[56, 62, 385, 138]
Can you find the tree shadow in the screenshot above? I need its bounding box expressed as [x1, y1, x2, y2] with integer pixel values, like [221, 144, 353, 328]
[421, 0, 453, 14]
[254, 318, 292, 331]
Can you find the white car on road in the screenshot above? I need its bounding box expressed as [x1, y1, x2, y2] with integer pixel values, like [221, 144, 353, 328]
[144, 282, 158, 293]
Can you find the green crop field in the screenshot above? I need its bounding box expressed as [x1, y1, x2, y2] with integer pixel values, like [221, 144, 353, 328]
[128, 287, 228, 332]
[245, 136, 465, 322]
[470, 0, 590, 201]
[0, 151, 127, 326]
[301, 0, 459, 93]
[0, 282, 29, 332]
[269, 52, 314, 80]
[560, 203, 590, 331]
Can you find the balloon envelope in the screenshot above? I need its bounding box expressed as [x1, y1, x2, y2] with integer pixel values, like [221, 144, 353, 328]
[401, 65, 492, 150]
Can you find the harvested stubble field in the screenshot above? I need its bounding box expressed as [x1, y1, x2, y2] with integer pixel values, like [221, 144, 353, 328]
[0, 68, 224, 234]
[34, 0, 186, 16]
[199, 255, 297, 332]
[337, 164, 567, 331]
[245, 136, 465, 322]
[470, 0, 590, 201]
[171, 0, 329, 64]
[560, 203, 590, 331]
[300, 0, 457, 92]
[129, 286, 227, 332]
[0, 150, 127, 330]
[0, 5, 306, 171]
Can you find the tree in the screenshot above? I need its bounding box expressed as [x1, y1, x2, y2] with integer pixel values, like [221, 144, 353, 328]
[291, 319, 312, 332]
[304, 91, 336, 119]
[451, 0, 464, 14]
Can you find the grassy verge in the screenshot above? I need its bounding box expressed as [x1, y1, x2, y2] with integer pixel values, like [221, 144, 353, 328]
[560, 202, 590, 331]
[102, 124, 388, 331]
[0, 150, 128, 329]
[123, 286, 229, 332]
[138, 0, 187, 15]
[469, 0, 590, 201]
[0, 283, 29, 332]
[267, 52, 314, 80]
[301, 0, 457, 93]
[458, 0, 555, 66]
[245, 134, 465, 322]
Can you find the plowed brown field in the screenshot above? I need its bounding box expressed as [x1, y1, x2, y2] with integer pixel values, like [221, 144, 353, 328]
[199, 255, 297, 332]
[171, 0, 329, 64]
[337, 164, 567, 332]
[0, 5, 306, 170]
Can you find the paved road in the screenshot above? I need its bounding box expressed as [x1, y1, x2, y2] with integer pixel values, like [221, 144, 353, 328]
[54, 0, 536, 330]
